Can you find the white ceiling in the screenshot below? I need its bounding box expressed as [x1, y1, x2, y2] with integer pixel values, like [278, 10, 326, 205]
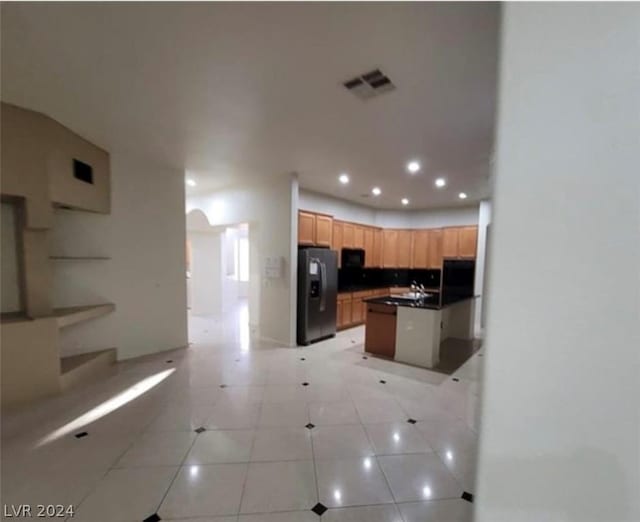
[1, 2, 499, 209]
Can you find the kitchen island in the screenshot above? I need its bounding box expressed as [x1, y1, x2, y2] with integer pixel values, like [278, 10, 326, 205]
[364, 294, 476, 369]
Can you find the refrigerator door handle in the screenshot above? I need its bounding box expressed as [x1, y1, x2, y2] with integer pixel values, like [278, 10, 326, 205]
[319, 260, 327, 312]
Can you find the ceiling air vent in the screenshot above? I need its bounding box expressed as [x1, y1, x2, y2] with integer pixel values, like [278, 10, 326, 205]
[343, 68, 395, 100]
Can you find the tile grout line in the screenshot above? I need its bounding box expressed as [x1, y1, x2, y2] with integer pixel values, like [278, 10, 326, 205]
[234, 383, 265, 516]
[151, 378, 224, 518]
[64, 401, 170, 521]
[357, 398, 404, 516]
[307, 386, 322, 507]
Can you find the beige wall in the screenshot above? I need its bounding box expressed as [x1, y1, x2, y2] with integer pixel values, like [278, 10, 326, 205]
[52, 152, 188, 360]
[0, 103, 52, 228]
[1, 202, 22, 313]
[1, 318, 61, 409]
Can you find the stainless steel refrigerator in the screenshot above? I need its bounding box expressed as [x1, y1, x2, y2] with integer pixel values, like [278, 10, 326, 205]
[297, 247, 338, 345]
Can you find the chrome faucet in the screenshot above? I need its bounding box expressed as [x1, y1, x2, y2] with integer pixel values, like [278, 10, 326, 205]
[410, 281, 428, 300]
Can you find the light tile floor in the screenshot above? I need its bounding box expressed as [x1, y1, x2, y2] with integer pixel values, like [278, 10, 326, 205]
[1, 303, 483, 521]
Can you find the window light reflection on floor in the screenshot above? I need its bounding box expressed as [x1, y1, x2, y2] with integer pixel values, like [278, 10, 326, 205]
[37, 368, 176, 447]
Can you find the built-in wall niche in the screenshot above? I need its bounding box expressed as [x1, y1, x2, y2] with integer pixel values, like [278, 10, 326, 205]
[73, 159, 94, 185]
[1, 201, 24, 314]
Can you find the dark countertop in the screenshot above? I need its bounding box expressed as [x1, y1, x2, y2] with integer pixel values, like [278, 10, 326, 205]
[339, 284, 404, 293]
[339, 284, 440, 293]
[365, 295, 476, 311]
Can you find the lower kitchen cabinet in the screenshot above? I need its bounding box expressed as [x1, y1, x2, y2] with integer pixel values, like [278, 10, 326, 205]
[337, 293, 352, 329]
[337, 289, 385, 330]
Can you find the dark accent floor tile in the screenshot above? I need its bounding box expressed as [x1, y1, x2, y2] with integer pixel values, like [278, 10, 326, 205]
[300, 357, 306, 361]
[311, 502, 328, 515]
[379, 380, 386, 384]
[219, 384, 227, 388]
[462, 491, 474, 503]
[143, 514, 161, 522]
[305, 423, 315, 430]
[407, 419, 417, 424]
[362, 356, 368, 360]
[75, 431, 88, 439]
[302, 382, 309, 386]
[453, 378, 460, 382]
[194, 427, 206, 434]
[166, 360, 173, 363]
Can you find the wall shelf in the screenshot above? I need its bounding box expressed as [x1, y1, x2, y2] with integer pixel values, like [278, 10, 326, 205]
[54, 303, 115, 328]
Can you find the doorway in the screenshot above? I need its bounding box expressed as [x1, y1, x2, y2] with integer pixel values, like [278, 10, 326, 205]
[185, 210, 252, 348]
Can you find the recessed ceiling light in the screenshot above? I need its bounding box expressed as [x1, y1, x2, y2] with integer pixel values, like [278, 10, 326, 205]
[401, 198, 409, 205]
[186, 179, 196, 187]
[338, 173, 350, 184]
[406, 160, 421, 174]
[435, 178, 446, 188]
[371, 187, 382, 196]
[458, 192, 468, 200]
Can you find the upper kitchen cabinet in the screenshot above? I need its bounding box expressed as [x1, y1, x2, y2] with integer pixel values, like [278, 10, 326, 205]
[442, 227, 459, 258]
[382, 229, 398, 267]
[363, 227, 375, 267]
[396, 230, 412, 268]
[342, 222, 355, 248]
[411, 230, 429, 269]
[298, 210, 334, 247]
[373, 228, 383, 268]
[427, 229, 443, 268]
[315, 213, 333, 247]
[442, 226, 478, 259]
[458, 226, 478, 258]
[332, 221, 344, 265]
[353, 225, 365, 249]
[298, 211, 316, 245]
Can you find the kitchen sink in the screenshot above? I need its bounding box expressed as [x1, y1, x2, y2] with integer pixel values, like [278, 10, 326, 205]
[402, 292, 434, 300]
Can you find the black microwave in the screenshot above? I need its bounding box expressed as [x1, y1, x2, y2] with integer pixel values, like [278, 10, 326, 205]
[341, 248, 365, 268]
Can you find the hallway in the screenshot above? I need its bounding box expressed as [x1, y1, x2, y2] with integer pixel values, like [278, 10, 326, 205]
[2, 306, 481, 521]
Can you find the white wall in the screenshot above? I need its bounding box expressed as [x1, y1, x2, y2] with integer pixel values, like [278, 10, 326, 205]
[476, 4, 640, 522]
[376, 206, 479, 229]
[474, 199, 492, 334]
[299, 188, 479, 229]
[187, 174, 297, 346]
[51, 152, 188, 360]
[1, 202, 22, 313]
[188, 231, 223, 316]
[299, 189, 376, 226]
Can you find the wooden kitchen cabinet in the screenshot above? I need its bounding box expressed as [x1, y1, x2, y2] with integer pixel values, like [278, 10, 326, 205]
[338, 293, 352, 329]
[298, 211, 316, 245]
[315, 214, 333, 247]
[332, 221, 344, 266]
[458, 226, 478, 258]
[396, 230, 412, 268]
[351, 295, 363, 324]
[363, 227, 375, 267]
[353, 225, 365, 249]
[442, 227, 459, 258]
[412, 230, 429, 269]
[382, 229, 398, 267]
[342, 222, 355, 248]
[427, 229, 443, 269]
[373, 228, 383, 267]
[442, 226, 477, 259]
